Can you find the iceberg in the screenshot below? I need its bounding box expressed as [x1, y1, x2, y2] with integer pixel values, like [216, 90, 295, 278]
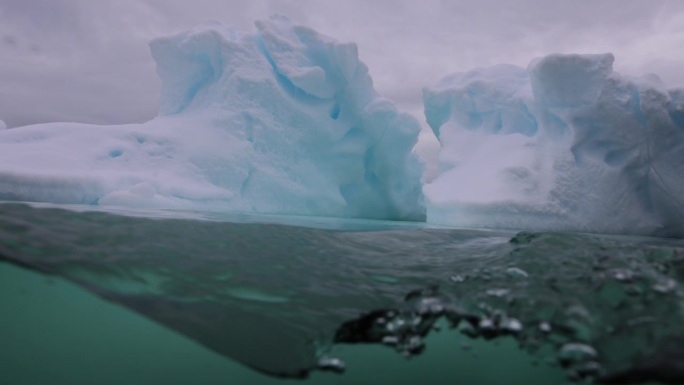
[424, 53, 684, 236]
[0, 16, 424, 221]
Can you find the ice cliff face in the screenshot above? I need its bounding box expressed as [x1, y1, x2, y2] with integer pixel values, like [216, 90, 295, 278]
[0, 16, 425, 221]
[2, 16, 684, 236]
[424, 53, 684, 236]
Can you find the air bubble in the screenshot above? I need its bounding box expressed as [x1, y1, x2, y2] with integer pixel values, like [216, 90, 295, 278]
[486, 288, 510, 297]
[403, 335, 425, 355]
[539, 322, 552, 333]
[652, 278, 677, 293]
[479, 318, 495, 330]
[501, 317, 523, 333]
[416, 297, 444, 315]
[318, 357, 345, 373]
[506, 267, 529, 279]
[450, 275, 466, 283]
[558, 343, 597, 366]
[382, 336, 399, 346]
[612, 268, 634, 282]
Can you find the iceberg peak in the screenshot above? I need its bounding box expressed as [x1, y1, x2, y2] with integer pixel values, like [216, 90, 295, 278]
[0, 16, 425, 221]
[424, 52, 684, 237]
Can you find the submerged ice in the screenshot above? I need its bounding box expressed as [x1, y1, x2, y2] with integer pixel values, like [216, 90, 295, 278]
[424, 53, 684, 236]
[0, 16, 424, 221]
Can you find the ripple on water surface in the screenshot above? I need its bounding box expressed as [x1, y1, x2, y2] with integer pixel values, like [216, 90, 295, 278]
[0, 203, 683, 384]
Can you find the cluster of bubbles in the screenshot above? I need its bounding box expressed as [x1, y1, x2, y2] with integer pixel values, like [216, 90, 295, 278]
[327, 231, 684, 384]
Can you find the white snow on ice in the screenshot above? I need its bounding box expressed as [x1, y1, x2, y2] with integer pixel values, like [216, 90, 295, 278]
[0, 16, 425, 221]
[424, 53, 684, 236]
[2, 16, 684, 236]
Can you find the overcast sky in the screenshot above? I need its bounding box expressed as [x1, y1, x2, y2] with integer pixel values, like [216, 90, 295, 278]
[1, 0, 683, 129]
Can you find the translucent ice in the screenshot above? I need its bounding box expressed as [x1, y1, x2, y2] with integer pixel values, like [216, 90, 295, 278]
[424, 53, 684, 236]
[0, 16, 424, 221]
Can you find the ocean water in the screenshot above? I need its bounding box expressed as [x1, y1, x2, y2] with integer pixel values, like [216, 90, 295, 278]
[1, 203, 682, 385]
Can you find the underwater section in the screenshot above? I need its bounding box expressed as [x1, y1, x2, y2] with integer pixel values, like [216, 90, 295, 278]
[0, 262, 567, 385]
[1, 203, 683, 384]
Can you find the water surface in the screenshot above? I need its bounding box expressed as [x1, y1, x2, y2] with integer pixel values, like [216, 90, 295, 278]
[1, 203, 682, 384]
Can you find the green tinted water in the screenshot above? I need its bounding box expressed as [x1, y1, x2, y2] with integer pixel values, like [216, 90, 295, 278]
[0, 263, 566, 385]
[0, 203, 682, 384]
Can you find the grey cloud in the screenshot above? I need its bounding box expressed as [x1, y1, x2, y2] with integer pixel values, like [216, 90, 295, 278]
[0, 0, 683, 129]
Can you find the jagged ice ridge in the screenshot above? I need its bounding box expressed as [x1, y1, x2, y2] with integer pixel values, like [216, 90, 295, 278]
[423, 53, 684, 236]
[1, 17, 684, 236]
[0, 16, 424, 221]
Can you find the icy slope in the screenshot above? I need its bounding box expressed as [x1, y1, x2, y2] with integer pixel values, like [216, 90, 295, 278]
[0, 16, 424, 220]
[424, 53, 684, 236]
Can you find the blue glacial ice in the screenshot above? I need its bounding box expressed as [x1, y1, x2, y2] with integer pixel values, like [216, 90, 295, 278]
[424, 53, 684, 236]
[2, 15, 684, 236]
[0, 16, 424, 221]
